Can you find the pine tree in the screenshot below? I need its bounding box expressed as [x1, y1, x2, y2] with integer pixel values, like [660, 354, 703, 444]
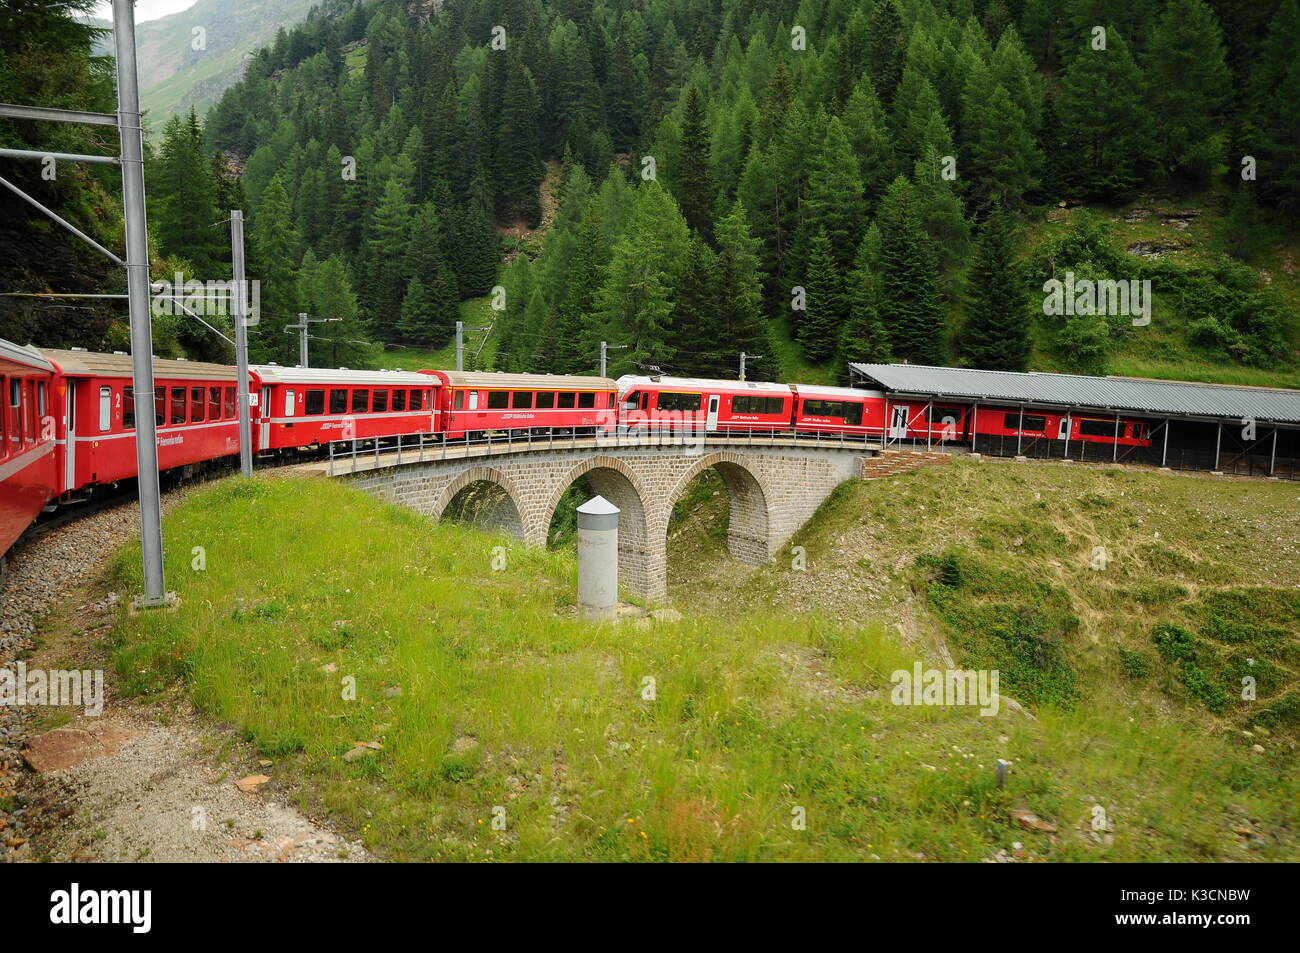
[866, 1, 905, 106]
[360, 176, 413, 341]
[877, 176, 944, 365]
[152, 110, 224, 276]
[713, 202, 771, 378]
[801, 117, 866, 272]
[303, 254, 372, 368]
[249, 174, 303, 364]
[1145, 0, 1232, 186]
[798, 230, 843, 364]
[550, 207, 608, 375]
[597, 183, 690, 376]
[964, 84, 1043, 212]
[837, 234, 891, 380]
[959, 210, 1029, 371]
[842, 75, 896, 202]
[1056, 28, 1155, 199]
[494, 58, 543, 226]
[674, 86, 716, 238]
[671, 236, 722, 376]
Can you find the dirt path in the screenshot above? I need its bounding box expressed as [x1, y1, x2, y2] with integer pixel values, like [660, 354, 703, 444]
[2, 500, 371, 863]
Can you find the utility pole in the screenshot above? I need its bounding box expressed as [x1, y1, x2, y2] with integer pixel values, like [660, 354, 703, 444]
[0, 1, 171, 607]
[456, 320, 491, 371]
[285, 313, 341, 367]
[230, 210, 252, 478]
[114, 0, 170, 609]
[599, 341, 628, 378]
[739, 351, 762, 381]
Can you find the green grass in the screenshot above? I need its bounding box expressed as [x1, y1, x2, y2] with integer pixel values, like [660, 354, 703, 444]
[376, 298, 499, 372]
[108, 471, 1298, 861]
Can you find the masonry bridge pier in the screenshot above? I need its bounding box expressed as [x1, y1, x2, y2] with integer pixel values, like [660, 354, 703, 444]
[311, 435, 881, 602]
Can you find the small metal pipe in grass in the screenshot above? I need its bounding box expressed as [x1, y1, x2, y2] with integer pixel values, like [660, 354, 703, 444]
[577, 495, 620, 621]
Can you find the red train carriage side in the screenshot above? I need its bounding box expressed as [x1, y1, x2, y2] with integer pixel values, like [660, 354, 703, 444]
[791, 384, 888, 438]
[970, 407, 1152, 447]
[253, 365, 439, 452]
[0, 340, 58, 561]
[616, 376, 795, 434]
[878, 399, 971, 442]
[423, 371, 616, 439]
[40, 349, 242, 494]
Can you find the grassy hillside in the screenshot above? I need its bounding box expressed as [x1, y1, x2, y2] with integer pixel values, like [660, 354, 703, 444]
[107, 466, 1297, 861]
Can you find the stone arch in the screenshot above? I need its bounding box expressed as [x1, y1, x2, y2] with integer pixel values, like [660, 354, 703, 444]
[432, 466, 531, 540]
[542, 456, 654, 598]
[665, 451, 773, 565]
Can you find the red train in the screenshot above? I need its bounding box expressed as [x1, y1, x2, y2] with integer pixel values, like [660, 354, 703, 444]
[0, 340, 58, 563]
[0, 336, 1161, 566]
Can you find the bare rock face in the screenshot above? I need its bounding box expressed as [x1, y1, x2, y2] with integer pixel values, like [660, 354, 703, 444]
[22, 725, 137, 774]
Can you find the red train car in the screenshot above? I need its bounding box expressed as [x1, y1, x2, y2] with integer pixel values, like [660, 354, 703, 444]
[617, 376, 795, 434]
[424, 370, 616, 439]
[0, 340, 58, 563]
[971, 407, 1152, 447]
[792, 384, 889, 438]
[40, 348, 242, 494]
[253, 365, 439, 452]
[879, 399, 972, 442]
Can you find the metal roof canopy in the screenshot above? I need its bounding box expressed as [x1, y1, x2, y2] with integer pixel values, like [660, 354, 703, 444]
[849, 363, 1300, 426]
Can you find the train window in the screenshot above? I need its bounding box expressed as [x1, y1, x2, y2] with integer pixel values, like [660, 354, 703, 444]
[453, 390, 464, 410]
[511, 391, 532, 408]
[37, 382, 46, 417]
[803, 399, 841, 417]
[154, 387, 165, 426]
[843, 402, 863, 426]
[0, 379, 6, 455]
[928, 406, 956, 422]
[223, 387, 235, 418]
[191, 387, 206, 422]
[409, 390, 423, 411]
[8, 378, 18, 408]
[329, 389, 348, 414]
[536, 391, 554, 409]
[765, 397, 785, 414]
[658, 392, 700, 412]
[352, 390, 368, 413]
[99, 386, 112, 433]
[392, 390, 407, 412]
[305, 389, 325, 415]
[487, 391, 509, 410]
[557, 391, 575, 409]
[208, 387, 221, 421]
[170, 387, 186, 425]
[578, 392, 596, 409]
[1078, 419, 1114, 437]
[373, 390, 389, 412]
[733, 395, 752, 413]
[283, 389, 295, 417]
[124, 387, 135, 429]
[1003, 412, 1047, 431]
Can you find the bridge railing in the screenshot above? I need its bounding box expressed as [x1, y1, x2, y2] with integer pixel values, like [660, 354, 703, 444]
[325, 425, 882, 476]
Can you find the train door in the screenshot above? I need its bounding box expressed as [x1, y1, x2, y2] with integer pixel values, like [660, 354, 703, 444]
[63, 380, 76, 491]
[259, 386, 271, 446]
[1057, 416, 1071, 440]
[889, 404, 910, 439]
[706, 394, 720, 431]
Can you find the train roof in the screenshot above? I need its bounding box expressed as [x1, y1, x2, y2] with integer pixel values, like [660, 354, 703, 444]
[792, 383, 886, 399]
[428, 370, 616, 390]
[252, 364, 433, 387]
[850, 363, 1300, 425]
[40, 348, 237, 381]
[616, 375, 792, 395]
[0, 339, 54, 372]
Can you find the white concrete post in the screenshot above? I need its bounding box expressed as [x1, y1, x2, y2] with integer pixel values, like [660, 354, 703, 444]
[577, 495, 620, 619]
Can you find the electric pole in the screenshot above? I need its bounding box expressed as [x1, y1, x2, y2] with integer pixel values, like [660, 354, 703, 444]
[285, 313, 341, 367]
[456, 320, 491, 371]
[599, 341, 629, 378]
[740, 351, 762, 381]
[230, 210, 252, 478]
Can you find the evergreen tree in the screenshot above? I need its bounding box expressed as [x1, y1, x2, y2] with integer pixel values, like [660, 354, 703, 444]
[248, 174, 303, 364]
[495, 58, 543, 226]
[959, 210, 1029, 371]
[801, 117, 866, 272]
[361, 176, 413, 341]
[866, 1, 905, 106]
[837, 233, 891, 379]
[674, 86, 716, 238]
[1056, 28, 1155, 199]
[877, 176, 944, 365]
[798, 230, 843, 364]
[1145, 0, 1232, 186]
[713, 202, 771, 378]
[152, 110, 224, 276]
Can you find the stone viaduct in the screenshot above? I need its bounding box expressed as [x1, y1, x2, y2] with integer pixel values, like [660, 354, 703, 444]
[312, 435, 880, 602]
